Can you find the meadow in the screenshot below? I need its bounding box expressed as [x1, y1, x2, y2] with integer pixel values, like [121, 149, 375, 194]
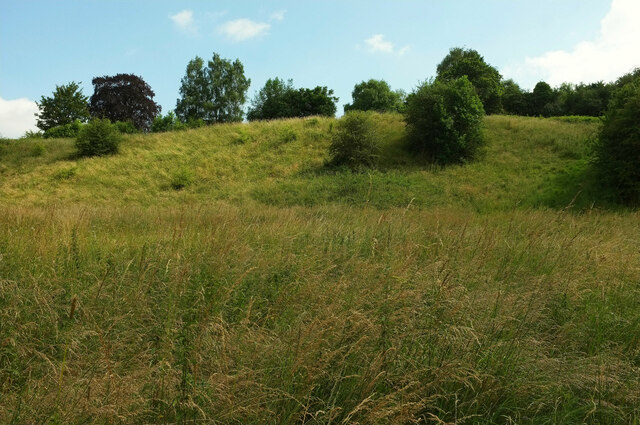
[1, 115, 639, 424]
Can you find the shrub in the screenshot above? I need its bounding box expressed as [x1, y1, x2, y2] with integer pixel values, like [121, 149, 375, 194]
[75, 118, 121, 157]
[44, 120, 83, 139]
[329, 111, 379, 168]
[30, 142, 46, 157]
[405, 76, 485, 164]
[594, 81, 640, 204]
[114, 120, 139, 134]
[171, 167, 195, 190]
[23, 130, 43, 139]
[151, 112, 187, 133]
[279, 127, 298, 143]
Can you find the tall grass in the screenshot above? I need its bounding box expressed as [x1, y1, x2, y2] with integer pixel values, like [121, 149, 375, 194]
[1, 115, 639, 424]
[1, 204, 639, 424]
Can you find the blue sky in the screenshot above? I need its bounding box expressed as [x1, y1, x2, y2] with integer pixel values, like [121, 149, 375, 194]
[1, 0, 639, 137]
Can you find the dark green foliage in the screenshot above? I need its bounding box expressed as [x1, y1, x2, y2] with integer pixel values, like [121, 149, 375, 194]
[114, 121, 140, 134]
[329, 111, 379, 168]
[43, 120, 83, 139]
[89, 74, 161, 131]
[175, 53, 251, 124]
[594, 81, 640, 204]
[247, 78, 338, 120]
[151, 112, 187, 133]
[563, 82, 612, 116]
[287, 86, 338, 117]
[22, 130, 43, 139]
[531, 81, 556, 116]
[501, 79, 528, 115]
[247, 78, 295, 120]
[405, 77, 485, 164]
[36, 82, 90, 131]
[436, 47, 503, 114]
[344, 79, 404, 113]
[75, 118, 122, 157]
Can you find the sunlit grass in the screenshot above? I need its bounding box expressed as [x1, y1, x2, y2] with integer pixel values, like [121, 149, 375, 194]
[1, 115, 639, 424]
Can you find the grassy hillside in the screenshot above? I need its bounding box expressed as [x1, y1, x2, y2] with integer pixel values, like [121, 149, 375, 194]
[1, 115, 639, 424]
[0, 114, 608, 210]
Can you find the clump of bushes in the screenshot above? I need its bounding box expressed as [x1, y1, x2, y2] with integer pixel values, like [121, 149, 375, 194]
[30, 142, 46, 157]
[114, 120, 139, 134]
[75, 118, 122, 157]
[170, 167, 195, 190]
[405, 76, 485, 164]
[594, 81, 640, 204]
[279, 127, 298, 143]
[44, 120, 83, 139]
[329, 111, 379, 168]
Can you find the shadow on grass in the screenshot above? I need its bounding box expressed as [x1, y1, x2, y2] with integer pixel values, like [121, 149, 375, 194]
[529, 160, 624, 211]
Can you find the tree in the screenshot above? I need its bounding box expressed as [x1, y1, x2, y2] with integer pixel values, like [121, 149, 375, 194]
[246, 78, 338, 120]
[247, 78, 295, 121]
[531, 81, 556, 116]
[286, 86, 338, 118]
[594, 80, 640, 204]
[405, 76, 485, 164]
[36, 82, 90, 131]
[329, 111, 380, 168]
[175, 53, 251, 123]
[501, 79, 527, 115]
[89, 74, 161, 131]
[436, 47, 503, 114]
[344, 79, 404, 113]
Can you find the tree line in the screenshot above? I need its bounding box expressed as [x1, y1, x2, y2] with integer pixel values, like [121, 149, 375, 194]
[35, 47, 631, 139]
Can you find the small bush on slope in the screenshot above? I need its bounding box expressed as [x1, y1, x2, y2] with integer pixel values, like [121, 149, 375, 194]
[75, 118, 121, 157]
[405, 76, 485, 164]
[329, 111, 380, 168]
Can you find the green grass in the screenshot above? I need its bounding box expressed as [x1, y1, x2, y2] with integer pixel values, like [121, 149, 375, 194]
[1, 114, 639, 424]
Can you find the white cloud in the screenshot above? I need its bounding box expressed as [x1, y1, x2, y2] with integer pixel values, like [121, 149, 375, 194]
[506, 0, 640, 87]
[270, 10, 286, 22]
[219, 19, 270, 42]
[170, 9, 197, 33]
[0, 96, 38, 139]
[364, 34, 410, 56]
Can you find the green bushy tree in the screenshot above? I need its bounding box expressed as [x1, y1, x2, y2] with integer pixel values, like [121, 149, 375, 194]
[176, 53, 251, 123]
[75, 118, 122, 157]
[594, 81, 640, 204]
[247, 78, 295, 121]
[436, 47, 502, 114]
[405, 76, 485, 164]
[344, 79, 404, 113]
[36, 82, 90, 131]
[247, 78, 338, 120]
[43, 120, 84, 139]
[329, 111, 379, 168]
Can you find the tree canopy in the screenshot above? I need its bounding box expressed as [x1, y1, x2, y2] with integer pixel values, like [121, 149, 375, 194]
[36, 81, 90, 131]
[175, 53, 251, 124]
[247, 78, 338, 121]
[436, 47, 503, 114]
[344, 79, 404, 113]
[89, 74, 161, 131]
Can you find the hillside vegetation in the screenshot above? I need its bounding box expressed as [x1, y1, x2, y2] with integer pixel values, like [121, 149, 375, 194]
[1, 115, 640, 424]
[0, 114, 607, 210]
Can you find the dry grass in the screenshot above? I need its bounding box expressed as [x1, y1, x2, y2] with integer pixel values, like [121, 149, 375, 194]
[1, 115, 639, 424]
[1, 204, 639, 424]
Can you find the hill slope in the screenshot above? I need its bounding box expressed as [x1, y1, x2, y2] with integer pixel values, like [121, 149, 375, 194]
[0, 114, 604, 210]
[1, 115, 640, 424]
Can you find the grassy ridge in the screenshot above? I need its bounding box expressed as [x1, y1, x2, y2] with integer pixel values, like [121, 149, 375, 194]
[1, 115, 639, 424]
[0, 115, 606, 210]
